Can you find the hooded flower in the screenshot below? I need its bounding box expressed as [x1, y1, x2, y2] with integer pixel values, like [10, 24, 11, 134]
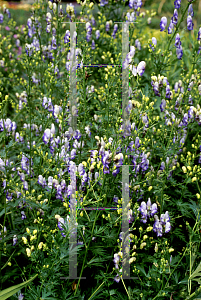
[160, 16, 167, 31]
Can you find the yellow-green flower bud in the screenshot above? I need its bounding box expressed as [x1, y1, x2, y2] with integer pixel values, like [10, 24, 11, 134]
[22, 237, 27, 244]
[182, 166, 187, 173]
[26, 228, 30, 234]
[38, 242, 43, 250]
[26, 248, 31, 257]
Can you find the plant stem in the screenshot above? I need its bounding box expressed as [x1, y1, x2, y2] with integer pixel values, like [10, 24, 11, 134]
[121, 277, 131, 300]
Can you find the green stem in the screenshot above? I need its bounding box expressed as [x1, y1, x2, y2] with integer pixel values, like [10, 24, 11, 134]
[88, 281, 105, 300]
[188, 234, 192, 295]
[74, 209, 101, 296]
[121, 277, 131, 300]
[186, 285, 201, 300]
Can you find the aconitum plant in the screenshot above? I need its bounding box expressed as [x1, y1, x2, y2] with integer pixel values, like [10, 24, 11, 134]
[0, 0, 201, 299]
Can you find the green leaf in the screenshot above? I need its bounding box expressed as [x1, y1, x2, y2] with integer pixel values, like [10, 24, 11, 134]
[189, 261, 201, 284]
[0, 208, 5, 218]
[0, 274, 38, 300]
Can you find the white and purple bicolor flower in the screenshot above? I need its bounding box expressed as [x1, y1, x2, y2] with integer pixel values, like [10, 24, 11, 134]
[96, 30, 100, 40]
[13, 234, 18, 246]
[188, 4, 194, 17]
[197, 27, 201, 41]
[160, 16, 167, 31]
[42, 124, 55, 144]
[122, 46, 135, 69]
[113, 253, 120, 269]
[168, 20, 174, 34]
[21, 211, 26, 220]
[174, 0, 181, 9]
[176, 46, 183, 59]
[137, 61, 146, 76]
[64, 30, 70, 44]
[149, 37, 157, 51]
[38, 175, 47, 188]
[129, 61, 146, 76]
[171, 9, 178, 26]
[187, 15, 194, 31]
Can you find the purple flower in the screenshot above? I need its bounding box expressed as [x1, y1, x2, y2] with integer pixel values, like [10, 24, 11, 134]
[160, 161, 165, 171]
[165, 222, 171, 233]
[38, 175, 47, 188]
[21, 211, 26, 220]
[0, 14, 3, 23]
[99, 0, 108, 7]
[91, 40, 95, 50]
[105, 21, 110, 32]
[46, 12, 52, 24]
[6, 9, 11, 18]
[126, 11, 136, 22]
[23, 181, 28, 190]
[86, 22, 92, 42]
[198, 28, 201, 41]
[25, 44, 33, 56]
[160, 16, 167, 31]
[64, 30, 70, 44]
[175, 33, 181, 48]
[129, 0, 142, 11]
[146, 198, 158, 217]
[187, 15, 194, 31]
[58, 217, 66, 237]
[52, 27, 57, 36]
[27, 18, 32, 28]
[18, 293, 24, 300]
[168, 20, 174, 34]
[51, 36, 57, 50]
[171, 9, 178, 26]
[96, 30, 100, 40]
[176, 46, 183, 59]
[135, 39, 141, 50]
[160, 99, 166, 112]
[13, 235, 18, 246]
[165, 85, 171, 99]
[152, 81, 160, 96]
[112, 24, 118, 39]
[138, 201, 148, 223]
[114, 273, 121, 283]
[149, 37, 157, 51]
[188, 4, 194, 17]
[160, 211, 170, 224]
[153, 216, 163, 237]
[43, 128, 51, 144]
[137, 61, 146, 76]
[174, 0, 181, 9]
[113, 253, 120, 269]
[91, 17, 96, 26]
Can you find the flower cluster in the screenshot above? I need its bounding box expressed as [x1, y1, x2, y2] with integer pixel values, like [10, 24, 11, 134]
[151, 75, 170, 97]
[138, 199, 171, 237]
[175, 33, 183, 59]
